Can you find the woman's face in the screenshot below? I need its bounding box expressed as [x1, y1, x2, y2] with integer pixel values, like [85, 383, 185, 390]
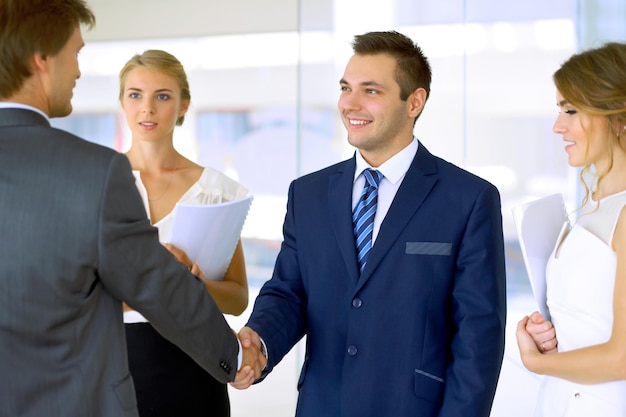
[553, 89, 611, 170]
[121, 66, 189, 142]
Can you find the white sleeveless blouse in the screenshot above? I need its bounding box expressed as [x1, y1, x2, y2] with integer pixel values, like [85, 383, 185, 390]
[536, 191, 626, 417]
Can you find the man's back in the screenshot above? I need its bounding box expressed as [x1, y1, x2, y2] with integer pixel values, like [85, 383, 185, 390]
[0, 108, 238, 416]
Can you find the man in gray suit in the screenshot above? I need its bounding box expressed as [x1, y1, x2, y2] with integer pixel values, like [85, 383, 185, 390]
[0, 1, 264, 416]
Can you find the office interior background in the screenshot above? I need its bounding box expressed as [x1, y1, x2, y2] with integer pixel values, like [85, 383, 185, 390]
[56, 0, 626, 415]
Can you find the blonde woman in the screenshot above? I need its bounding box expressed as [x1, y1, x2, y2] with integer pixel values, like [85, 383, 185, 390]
[120, 50, 248, 416]
[517, 42, 626, 416]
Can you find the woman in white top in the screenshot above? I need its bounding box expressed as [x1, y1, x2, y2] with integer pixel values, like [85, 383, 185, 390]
[120, 49, 248, 417]
[516, 42, 626, 416]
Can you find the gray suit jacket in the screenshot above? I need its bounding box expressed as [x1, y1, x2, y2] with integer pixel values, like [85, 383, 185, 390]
[0, 108, 238, 417]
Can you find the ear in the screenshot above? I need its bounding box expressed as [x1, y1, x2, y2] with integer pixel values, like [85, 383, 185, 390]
[407, 87, 427, 119]
[179, 98, 190, 117]
[31, 52, 49, 74]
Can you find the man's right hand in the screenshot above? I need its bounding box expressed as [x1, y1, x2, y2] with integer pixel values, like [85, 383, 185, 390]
[231, 326, 267, 390]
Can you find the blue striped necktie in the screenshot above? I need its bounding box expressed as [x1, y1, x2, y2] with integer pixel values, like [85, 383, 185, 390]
[353, 169, 383, 273]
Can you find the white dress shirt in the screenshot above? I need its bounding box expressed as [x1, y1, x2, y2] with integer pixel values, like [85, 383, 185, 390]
[352, 138, 418, 244]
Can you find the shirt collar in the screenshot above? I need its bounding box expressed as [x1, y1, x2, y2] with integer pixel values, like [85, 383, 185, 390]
[354, 138, 419, 185]
[0, 102, 49, 121]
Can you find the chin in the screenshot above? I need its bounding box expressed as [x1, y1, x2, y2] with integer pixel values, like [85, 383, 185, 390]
[567, 157, 584, 168]
[50, 105, 73, 119]
[347, 135, 368, 148]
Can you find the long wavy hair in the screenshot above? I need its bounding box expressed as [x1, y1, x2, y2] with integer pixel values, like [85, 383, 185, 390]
[553, 42, 626, 207]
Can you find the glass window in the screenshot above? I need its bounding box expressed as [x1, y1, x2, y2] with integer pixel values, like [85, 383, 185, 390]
[50, 114, 118, 149]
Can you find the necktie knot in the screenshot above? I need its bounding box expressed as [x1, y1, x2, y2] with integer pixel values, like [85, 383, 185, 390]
[363, 168, 383, 189]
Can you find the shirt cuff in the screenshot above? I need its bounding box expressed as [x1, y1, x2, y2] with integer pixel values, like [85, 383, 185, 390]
[237, 338, 243, 369]
[259, 336, 268, 361]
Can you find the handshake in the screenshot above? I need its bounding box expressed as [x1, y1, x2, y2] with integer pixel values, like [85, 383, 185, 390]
[232, 326, 267, 390]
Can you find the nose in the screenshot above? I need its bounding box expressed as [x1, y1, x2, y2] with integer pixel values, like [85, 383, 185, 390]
[142, 101, 155, 114]
[338, 91, 360, 112]
[553, 115, 566, 134]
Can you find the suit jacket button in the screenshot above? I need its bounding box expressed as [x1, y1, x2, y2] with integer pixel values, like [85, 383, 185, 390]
[352, 298, 363, 308]
[347, 345, 358, 356]
[220, 361, 231, 373]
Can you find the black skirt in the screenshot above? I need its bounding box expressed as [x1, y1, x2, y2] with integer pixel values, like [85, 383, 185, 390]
[125, 322, 230, 417]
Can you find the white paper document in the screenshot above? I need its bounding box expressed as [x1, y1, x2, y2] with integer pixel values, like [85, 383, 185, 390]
[168, 195, 253, 281]
[512, 193, 570, 320]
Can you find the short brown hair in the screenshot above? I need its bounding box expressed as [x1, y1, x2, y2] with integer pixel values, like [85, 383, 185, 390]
[0, 0, 95, 99]
[352, 30, 432, 102]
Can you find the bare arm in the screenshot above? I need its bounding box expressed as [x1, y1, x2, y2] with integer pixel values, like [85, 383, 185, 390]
[198, 240, 249, 316]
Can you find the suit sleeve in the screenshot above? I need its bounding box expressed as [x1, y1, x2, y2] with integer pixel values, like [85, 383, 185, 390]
[246, 181, 308, 375]
[96, 153, 239, 383]
[440, 183, 507, 417]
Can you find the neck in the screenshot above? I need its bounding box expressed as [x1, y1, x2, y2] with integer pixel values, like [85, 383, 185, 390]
[592, 152, 626, 199]
[5, 80, 49, 116]
[126, 140, 181, 173]
[360, 135, 414, 168]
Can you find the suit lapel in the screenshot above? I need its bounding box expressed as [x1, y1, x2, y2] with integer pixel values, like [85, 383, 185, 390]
[329, 157, 361, 284]
[356, 143, 439, 289]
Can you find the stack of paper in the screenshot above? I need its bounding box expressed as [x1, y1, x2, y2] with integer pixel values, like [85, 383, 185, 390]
[169, 195, 253, 281]
[511, 193, 570, 319]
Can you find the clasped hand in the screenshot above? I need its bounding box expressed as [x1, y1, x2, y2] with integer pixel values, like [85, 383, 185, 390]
[516, 311, 558, 371]
[232, 326, 266, 390]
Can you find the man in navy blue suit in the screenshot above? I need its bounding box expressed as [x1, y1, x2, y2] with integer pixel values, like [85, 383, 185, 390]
[233, 30, 507, 417]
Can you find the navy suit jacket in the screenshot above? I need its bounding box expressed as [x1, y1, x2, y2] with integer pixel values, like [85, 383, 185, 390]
[247, 142, 506, 417]
[0, 109, 238, 417]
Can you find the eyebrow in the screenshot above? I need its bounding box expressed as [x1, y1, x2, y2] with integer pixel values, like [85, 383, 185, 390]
[557, 99, 570, 106]
[126, 87, 175, 93]
[339, 78, 387, 89]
